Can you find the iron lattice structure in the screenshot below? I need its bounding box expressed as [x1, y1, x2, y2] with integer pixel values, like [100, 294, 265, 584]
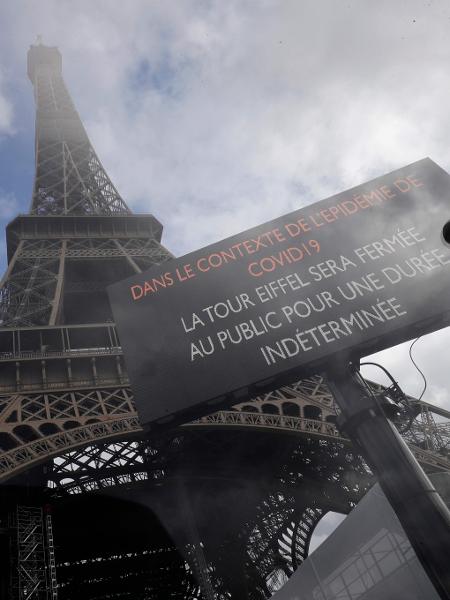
[0, 42, 449, 599]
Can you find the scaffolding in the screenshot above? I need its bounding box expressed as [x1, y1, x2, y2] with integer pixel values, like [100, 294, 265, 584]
[9, 506, 58, 600]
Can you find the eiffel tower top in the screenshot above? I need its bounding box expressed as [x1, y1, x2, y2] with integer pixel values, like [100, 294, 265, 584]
[0, 42, 167, 329]
[26, 41, 131, 215]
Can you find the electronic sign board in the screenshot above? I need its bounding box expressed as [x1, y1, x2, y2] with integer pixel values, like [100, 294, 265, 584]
[108, 158, 450, 428]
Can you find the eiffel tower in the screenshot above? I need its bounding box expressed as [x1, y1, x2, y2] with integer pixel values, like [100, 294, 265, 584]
[0, 41, 449, 600]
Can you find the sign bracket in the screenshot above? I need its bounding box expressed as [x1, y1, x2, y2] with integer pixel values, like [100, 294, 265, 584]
[325, 360, 450, 599]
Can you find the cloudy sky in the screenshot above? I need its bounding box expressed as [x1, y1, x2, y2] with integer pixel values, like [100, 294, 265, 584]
[0, 0, 449, 416]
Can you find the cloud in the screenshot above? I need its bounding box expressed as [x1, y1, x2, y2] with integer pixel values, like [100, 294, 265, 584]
[0, 189, 18, 218]
[2, 1, 450, 248]
[0, 0, 449, 415]
[0, 71, 14, 136]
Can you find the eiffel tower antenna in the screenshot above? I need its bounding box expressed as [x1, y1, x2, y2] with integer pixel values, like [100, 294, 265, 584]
[0, 42, 172, 330]
[27, 42, 131, 216]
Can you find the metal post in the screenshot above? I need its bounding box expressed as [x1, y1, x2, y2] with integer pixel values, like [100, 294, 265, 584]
[44, 507, 58, 600]
[326, 361, 450, 599]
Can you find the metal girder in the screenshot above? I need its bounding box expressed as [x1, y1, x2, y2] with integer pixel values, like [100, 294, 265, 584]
[6, 216, 165, 259]
[169, 433, 371, 599]
[187, 411, 344, 440]
[0, 231, 172, 328]
[1, 375, 449, 483]
[31, 64, 129, 216]
[17, 238, 137, 259]
[0, 416, 141, 482]
[242, 495, 325, 596]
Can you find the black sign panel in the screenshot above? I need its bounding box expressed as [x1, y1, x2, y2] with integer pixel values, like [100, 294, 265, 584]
[108, 158, 450, 428]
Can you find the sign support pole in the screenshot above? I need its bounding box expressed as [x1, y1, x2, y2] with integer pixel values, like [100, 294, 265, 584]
[326, 361, 450, 599]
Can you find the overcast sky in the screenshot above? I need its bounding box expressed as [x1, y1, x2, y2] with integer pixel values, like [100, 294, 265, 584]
[0, 0, 449, 579]
[0, 1, 449, 413]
